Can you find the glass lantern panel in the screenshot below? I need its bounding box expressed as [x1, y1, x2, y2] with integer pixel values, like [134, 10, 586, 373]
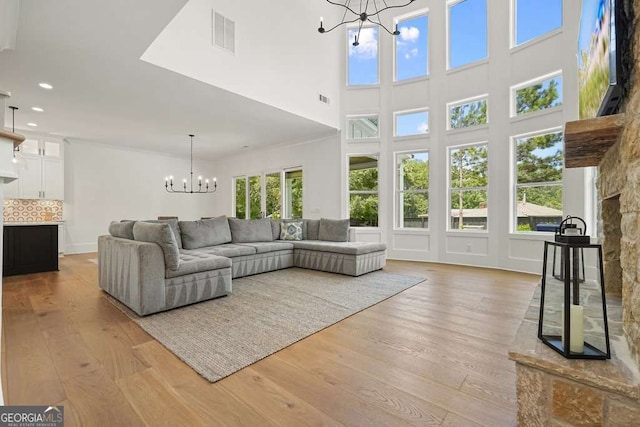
[581, 246, 607, 354]
[541, 244, 564, 342]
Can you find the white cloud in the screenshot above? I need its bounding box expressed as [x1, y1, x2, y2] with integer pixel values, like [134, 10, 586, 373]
[348, 27, 378, 59]
[400, 26, 420, 43]
[404, 47, 419, 60]
[417, 122, 429, 133]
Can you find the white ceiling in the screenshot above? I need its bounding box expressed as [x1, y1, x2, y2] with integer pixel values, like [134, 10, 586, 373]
[0, 0, 338, 160]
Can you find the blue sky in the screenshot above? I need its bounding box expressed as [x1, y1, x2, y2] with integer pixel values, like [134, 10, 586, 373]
[348, 0, 564, 84]
[396, 111, 429, 136]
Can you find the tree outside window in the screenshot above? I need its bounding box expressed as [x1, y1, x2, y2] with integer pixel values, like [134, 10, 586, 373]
[395, 13, 428, 81]
[515, 130, 563, 232]
[284, 169, 303, 219]
[448, 97, 488, 130]
[396, 152, 429, 229]
[234, 177, 246, 219]
[449, 144, 488, 230]
[513, 74, 563, 116]
[349, 156, 379, 227]
[266, 172, 282, 219]
[249, 175, 262, 219]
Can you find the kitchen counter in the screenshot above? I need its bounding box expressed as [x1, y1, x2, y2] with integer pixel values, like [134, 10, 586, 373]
[4, 221, 65, 226]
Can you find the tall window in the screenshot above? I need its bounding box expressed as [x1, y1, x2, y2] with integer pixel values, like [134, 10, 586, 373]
[234, 177, 246, 219]
[394, 109, 429, 137]
[514, 0, 562, 46]
[512, 73, 563, 116]
[514, 130, 563, 232]
[284, 169, 303, 219]
[449, 143, 488, 230]
[348, 27, 379, 86]
[448, 96, 488, 130]
[395, 13, 428, 81]
[234, 169, 303, 219]
[349, 155, 379, 227]
[448, 0, 488, 69]
[396, 151, 429, 229]
[265, 172, 282, 219]
[347, 116, 379, 139]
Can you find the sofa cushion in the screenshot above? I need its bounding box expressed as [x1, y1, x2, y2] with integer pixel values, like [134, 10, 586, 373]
[109, 221, 134, 240]
[237, 241, 295, 254]
[166, 252, 231, 279]
[228, 218, 273, 243]
[318, 218, 350, 242]
[179, 216, 232, 249]
[305, 219, 321, 240]
[270, 219, 281, 240]
[189, 243, 257, 258]
[292, 240, 386, 255]
[144, 218, 183, 249]
[133, 222, 180, 270]
[280, 221, 303, 240]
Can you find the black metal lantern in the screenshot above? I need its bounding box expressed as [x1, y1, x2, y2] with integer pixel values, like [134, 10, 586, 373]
[539, 216, 611, 359]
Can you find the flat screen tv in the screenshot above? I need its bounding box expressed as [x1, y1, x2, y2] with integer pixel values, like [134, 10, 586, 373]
[578, 0, 622, 119]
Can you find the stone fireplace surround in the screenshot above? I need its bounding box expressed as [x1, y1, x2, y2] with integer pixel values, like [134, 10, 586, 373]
[509, 0, 640, 423]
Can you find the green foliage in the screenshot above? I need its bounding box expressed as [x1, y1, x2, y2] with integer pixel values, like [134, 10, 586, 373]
[235, 178, 246, 219]
[287, 175, 303, 219]
[249, 176, 261, 219]
[450, 100, 487, 129]
[266, 174, 281, 219]
[398, 155, 429, 227]
[517, 223, 532, 231]
[349, 163, 378, 226]
[517, 186, 563, 211]
[516, 78, 561, 115]
[449, 145, 488, 229]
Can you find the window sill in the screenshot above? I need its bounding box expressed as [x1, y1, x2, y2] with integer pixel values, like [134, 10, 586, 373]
[446, 230, 489, 236]
[346, 138, 381, 144]
[393, 134, 430, 142]
[393, 228, 430, 233]
[510, 28, 563, 54]
[393, 75, 430, 86]
[446, 58, 489, 76]
[510, 105, 564, 123]
[346, 84, 380, 90]
[446, 124, 489, 135]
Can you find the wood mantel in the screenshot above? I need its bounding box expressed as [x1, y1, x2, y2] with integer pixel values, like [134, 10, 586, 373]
[564, 113, 625, 168]
[0, 129, 25, 148]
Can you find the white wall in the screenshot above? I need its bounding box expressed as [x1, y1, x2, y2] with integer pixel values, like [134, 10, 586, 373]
[142, 0, 342, 129]
[340, 0, 590, 273]
[207, 134, 342, 219]
[64, 140, 219, 253]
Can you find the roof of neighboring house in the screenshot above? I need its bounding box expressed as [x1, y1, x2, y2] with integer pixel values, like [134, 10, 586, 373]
[447, 202, 563, 218]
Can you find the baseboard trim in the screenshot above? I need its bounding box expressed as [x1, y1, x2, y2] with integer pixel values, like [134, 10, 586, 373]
[64, 243, 97, 254]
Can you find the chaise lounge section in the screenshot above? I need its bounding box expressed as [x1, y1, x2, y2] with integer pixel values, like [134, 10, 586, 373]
[98, 216, 386, 315]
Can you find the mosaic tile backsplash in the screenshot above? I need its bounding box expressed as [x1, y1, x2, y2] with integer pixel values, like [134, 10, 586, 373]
[3, 199, 63, 222]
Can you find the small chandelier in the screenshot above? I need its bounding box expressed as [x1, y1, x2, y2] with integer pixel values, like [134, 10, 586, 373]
[318, 0, 415, 46]
[165, 134, 217, 194]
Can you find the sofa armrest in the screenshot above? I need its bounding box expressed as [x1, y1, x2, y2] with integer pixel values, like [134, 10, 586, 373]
[98, 235, 166, 316]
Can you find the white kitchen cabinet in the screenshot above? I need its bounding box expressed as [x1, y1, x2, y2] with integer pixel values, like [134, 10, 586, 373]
[6, 139, 64, 200]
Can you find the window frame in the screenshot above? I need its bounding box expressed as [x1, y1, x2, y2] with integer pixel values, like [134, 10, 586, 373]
[446, 94, 489, 131]
[393, 108, 430, 139]
[346, 114, 380, 140]
[447, 141, 489, 232]
[511, 127, 564, 234]
[394, 150, 430, 231]
[446, 0, 489, 71]
[346, 24, 380, 88]
[347, 154, 380, 228]
[510, 71, 563, 118]
[393, 9, 430, 83]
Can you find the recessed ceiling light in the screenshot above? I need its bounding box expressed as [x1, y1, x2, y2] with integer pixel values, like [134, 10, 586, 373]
[38, 83, 53, 89]
[32, 107, 44, 112]
[27, 122, 38, 127]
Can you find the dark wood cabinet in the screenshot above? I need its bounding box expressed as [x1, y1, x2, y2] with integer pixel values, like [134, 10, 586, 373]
[3, 225, 59, 276]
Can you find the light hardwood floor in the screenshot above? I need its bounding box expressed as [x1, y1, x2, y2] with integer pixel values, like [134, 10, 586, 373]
[2, 254, 538, 426]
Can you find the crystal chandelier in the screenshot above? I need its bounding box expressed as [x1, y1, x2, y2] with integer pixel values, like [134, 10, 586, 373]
[318, 0, 416, 46]
[165, 134, 217, 193]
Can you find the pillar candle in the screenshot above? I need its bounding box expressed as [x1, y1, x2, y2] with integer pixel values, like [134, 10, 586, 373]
[562, 304, 585, 353]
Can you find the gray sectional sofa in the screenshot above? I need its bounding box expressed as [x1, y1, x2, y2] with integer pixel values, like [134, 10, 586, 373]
[98, 216, 386, 315]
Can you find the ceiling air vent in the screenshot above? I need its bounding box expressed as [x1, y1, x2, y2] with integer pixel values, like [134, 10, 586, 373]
[319, 94, 330, 104]
[212, 11, 235, 54]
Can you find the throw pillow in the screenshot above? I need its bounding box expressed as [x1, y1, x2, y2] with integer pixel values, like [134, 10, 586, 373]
[228, 218, 273, 243]
[282, 219, 307, 239]
[305, 219, 321, 240]
[179, 216, 232, 249]
[108, 221, 135, 240]
[143, 218, 183, 249]
[132, 222, 180, 270]
[318, 218, 350, 242]
[280, 221, 303, 241]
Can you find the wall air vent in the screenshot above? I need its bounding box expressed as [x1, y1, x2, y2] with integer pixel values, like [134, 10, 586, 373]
[319, 94, 330, 104]
[212, 10, 235, 54]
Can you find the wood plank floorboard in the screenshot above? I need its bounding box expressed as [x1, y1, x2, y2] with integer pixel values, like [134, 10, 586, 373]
[2, 254, 537, 426]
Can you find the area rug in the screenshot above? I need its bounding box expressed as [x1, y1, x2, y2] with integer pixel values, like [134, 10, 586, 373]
[107, 267, 424, 382]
